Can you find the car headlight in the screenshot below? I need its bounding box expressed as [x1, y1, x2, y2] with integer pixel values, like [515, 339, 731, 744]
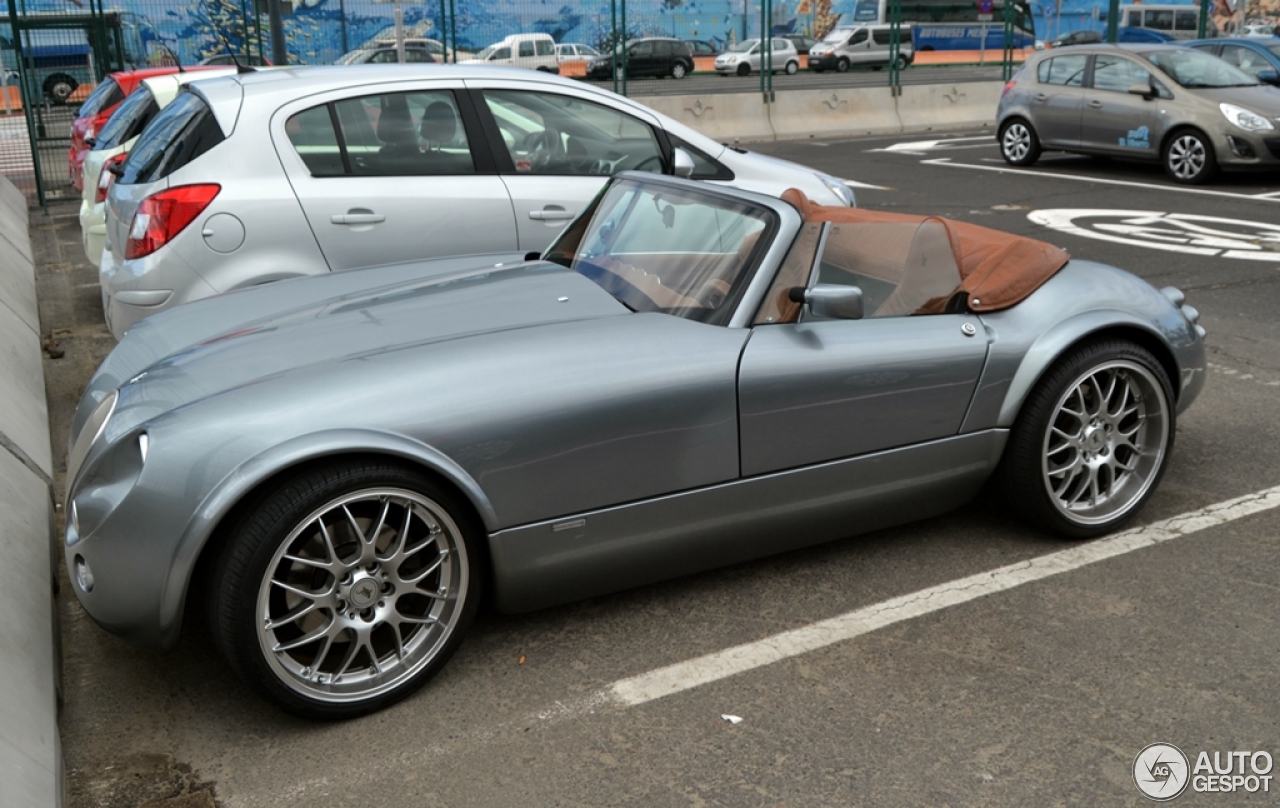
[1220, 102, 1274, 132]
[818, 173, 856, 207]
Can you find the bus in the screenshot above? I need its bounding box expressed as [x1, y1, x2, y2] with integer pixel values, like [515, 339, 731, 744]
[1114, 4, 1206, 40]
[848, 0, 1036, 50]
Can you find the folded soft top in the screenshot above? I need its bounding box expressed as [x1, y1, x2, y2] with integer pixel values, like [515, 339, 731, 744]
[782, 189, 1070, 313]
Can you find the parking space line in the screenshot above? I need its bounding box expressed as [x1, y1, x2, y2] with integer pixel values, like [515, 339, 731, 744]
[607, 484, 1280, 707]
[841, 178, 891, 190]
[922, 158, 1280, 204]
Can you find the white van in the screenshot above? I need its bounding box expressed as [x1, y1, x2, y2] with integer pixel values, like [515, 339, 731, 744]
[808, 24, 914, 72]
[465, 33, 560, 72]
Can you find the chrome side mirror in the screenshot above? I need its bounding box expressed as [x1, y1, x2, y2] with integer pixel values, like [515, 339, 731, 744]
[789, 283, 864, 320]
[672, 147, 695, 178]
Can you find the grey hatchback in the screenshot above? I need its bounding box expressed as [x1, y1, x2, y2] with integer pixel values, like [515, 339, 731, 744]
[997, 44, 1280, 183]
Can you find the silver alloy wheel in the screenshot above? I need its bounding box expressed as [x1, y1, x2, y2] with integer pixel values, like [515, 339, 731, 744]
[1041, 360, 1169, 526]
[1002, 123, 1031, 162]
[1167, 134, 1206, 180]
[255, 487, 469, 703]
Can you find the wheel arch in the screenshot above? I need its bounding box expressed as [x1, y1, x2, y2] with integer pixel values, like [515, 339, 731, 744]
[996, 316, 1181, 429]
[170, 430, 499, 645]
[1159, 123, 1213, 161]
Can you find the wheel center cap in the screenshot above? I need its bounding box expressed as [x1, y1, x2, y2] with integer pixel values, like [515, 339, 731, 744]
[1083, 426, 1107, 452]
[346, 574, 379, 609]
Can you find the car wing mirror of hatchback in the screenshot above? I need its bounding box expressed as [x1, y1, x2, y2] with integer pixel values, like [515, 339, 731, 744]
[672, 147, 695, 178]
[1256, 69, 1280, 86]
[789, 284, 864, 320]
[1127, 82, 1157, 100]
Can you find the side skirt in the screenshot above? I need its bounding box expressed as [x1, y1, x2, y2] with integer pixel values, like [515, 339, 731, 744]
[488, 429, 1008, 613]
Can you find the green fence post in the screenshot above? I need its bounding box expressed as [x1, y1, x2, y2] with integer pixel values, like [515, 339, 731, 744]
[1105, 0, 1119, 43]
[1197, 0, 1208, 38]
[1001, 0, 1015, 81]
[620, 0, 627, 96]
[888, 0, 901, 94]
[448, 0, 457, 62]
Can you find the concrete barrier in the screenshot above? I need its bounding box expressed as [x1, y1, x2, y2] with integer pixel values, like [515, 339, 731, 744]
[0, 174, 62, 808]
[635, 80, 999, 144]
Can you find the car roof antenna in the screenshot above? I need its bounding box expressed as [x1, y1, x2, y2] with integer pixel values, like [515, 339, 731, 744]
[214, 29, 257, 74]
[160, 43, 185, 72]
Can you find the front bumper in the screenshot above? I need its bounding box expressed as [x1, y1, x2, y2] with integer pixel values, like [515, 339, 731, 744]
[1216, 131, 1280, 170]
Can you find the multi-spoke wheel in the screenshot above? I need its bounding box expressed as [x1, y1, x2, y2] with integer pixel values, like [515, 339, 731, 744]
[209, 461, 481, 719]
[999, 118, 1041, 167]
[1163, 128, 1216, 185]
[997, 340, 1174, 538]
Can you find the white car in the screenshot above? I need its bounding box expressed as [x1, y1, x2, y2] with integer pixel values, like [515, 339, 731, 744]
[79, 67, 236, 265]
[556, 43, 600, 65]
[714, 38, 801, 76]
[462, 33, 560, 72]
[99, 65, 856, 338]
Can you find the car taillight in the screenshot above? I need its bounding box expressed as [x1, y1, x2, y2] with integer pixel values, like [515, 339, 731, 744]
[125, 184, 220, 260]
[1001, 80, 1016, 98]
[95, 153, 127, 204]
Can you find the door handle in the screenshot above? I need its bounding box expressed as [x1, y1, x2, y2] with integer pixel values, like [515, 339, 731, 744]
[1088, 100, 1103, 108]
[1034, 93, 1047, 101]
[529, 207, 576, 221]
[331, 212, 385, 225]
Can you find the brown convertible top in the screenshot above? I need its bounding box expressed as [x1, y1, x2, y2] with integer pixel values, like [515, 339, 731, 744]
[781, 189, 1070, 313]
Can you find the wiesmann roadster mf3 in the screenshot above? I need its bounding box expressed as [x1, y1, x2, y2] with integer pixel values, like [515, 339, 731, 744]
[66, 173, 1205, 718]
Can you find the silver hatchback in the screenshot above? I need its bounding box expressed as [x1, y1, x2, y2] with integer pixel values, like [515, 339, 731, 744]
[101, 65, 856, 338]
[997, 44, 1280, 184]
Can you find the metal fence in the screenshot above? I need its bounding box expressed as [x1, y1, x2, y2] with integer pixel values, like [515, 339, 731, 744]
[1, 0, 1039, 205]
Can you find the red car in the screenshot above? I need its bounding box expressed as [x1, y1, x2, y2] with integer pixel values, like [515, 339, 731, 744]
[68, 66, 221, 191]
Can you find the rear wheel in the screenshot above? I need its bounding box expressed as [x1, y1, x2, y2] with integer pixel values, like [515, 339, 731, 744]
[996, 340, 1174, 539]
[785, 60, 798, 75]
[43, 73, 77, 105]
[208, 460, 482, 719]
[672, 61, 687, 79]
[1163, 128, 1217, 185]
[999, 118, 1042, 166]
[894, 54, 908, 70]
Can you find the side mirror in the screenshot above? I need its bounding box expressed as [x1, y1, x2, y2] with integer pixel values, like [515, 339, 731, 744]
[1257, 69, 1280, 86]
[788, 284, 864, 320]
[1128, 82, 1156, 100]
[672, 147, 695, 178]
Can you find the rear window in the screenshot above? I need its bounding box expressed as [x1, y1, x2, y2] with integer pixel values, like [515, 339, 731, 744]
[78, 78, 124, 117]
[118, 91, 225, 185]
[93, 86, 158, 150]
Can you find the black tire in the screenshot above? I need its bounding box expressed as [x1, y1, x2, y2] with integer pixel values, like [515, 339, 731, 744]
[894, 54, 908, 71]
[836, 57, 850, 73]
[208, 460, 483, 719]
[785, 60, 798, 75]
[671, 61, 688, 79]
[737, 62, 750, 76]
[43, 73, 77, 105]
[995, 339, 1175, 539]
[1163, 128, 1217, 185]
[999, 118, 1042, 166]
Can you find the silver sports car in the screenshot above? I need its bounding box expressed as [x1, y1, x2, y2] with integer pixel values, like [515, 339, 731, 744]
[66, 173, 1206, 719]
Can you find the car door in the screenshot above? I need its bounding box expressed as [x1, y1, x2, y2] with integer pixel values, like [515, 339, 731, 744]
[846, 28, 872, 64]
[626, 40, 655, 75]
[273, 83, 517, 271]
[1079, 53, 1165, 156]
[1029, 53, 1088, 148]
[469, 83, 669, 252]
[738, 219, 988, 477]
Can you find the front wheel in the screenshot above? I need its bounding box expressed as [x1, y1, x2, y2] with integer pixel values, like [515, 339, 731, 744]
[208, 461, 482, 719]
[999, 119, 1042, 166]
[996, 340, 1175, 539]
[1163, 129, 1217, 185]
[737, 62, 751, 76]
[836, 57, 850, 73]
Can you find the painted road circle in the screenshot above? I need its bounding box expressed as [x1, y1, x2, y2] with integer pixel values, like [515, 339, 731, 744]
[1029, 209, 1280, 260]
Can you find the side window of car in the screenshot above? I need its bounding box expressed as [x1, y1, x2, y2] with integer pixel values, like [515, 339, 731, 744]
[491, 47, 511, 60]
[406, 49, 433, 63]
[631, 41, 653, 56]
[1040, 54, 1087, 87]
[811, 220, 963, 319]
[286, 105, 344, 176]
[1220, 45, 1264, 76]
[482, 89, 664, 177]
[370, 50, 396, 63]
[849, 29, 868, 45]
[1147, 9, 1173, 30]
[872, 30, 891, 45]
[772, 38, 789, 51]
[1092, 55, 1152, 92]
[1175, 10, 1199, 32]
[327, 91, 475, 176]
[536, 39, 554, 56]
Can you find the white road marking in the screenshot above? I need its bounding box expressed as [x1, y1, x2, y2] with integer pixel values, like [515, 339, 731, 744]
[870, 135, 994, 153]
[1028, 209, 1280, 260]
[841, 178, 890, 190]
[607, 485, 1280, 706]
[922, 158, 1280, 204]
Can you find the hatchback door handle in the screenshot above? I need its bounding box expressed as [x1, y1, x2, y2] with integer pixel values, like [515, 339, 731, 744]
[331, 212, 385, 225]
[1088, 100, 1104, 108]
[1034, 93, 1047, 101]
[529, 207, 576, 221]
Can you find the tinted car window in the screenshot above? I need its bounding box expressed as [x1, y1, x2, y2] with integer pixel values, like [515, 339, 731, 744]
[1220, 45, 1268, 77]
[329, 91, 475, 176]
[93, 85, 158, 150]
[850, 30, 869, 45]
[536, 39, 554, 56]
[519, 41, 535, 57]
[79, 77, 124, 117]
[483, 89, 663, 177]
[1176, 10, 1198, 31]
[1144, 48, 1256, 87]
[1038, 54, 1087, 86]
[1092, 55, 1153, 92]
[1147, 10, 1173, 30]
[630, 41, 654, 56]
[491, 47, 511, 60]
[119, 91, 224, 185]
[285, 105, 343, 176]
[873, 30, 891, 45]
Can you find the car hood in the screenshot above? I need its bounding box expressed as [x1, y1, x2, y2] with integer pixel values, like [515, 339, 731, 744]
[1194, 84, 1280, 112]
[91, 262, 629, 436]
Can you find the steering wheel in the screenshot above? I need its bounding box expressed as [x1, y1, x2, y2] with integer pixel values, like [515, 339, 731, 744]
[523, 127, 563, 170]
[633, 154, 665, 174]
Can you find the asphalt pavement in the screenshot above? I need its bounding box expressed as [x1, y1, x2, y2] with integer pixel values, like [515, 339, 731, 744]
[40, 134, 1280, 807]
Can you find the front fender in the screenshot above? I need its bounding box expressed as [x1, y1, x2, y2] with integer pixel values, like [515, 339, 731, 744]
[157, 428, 498, 644]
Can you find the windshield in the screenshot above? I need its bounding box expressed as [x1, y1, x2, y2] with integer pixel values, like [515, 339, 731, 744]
[1144, 49, 1258, 87]
[821, 29, 850, 44]
[1269, 44, 1280, 58]
[544, 179, 775, 324]
[93, 85, 158, 149]
[728, 39, 759, 53]
[475, 44, 497, 59]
